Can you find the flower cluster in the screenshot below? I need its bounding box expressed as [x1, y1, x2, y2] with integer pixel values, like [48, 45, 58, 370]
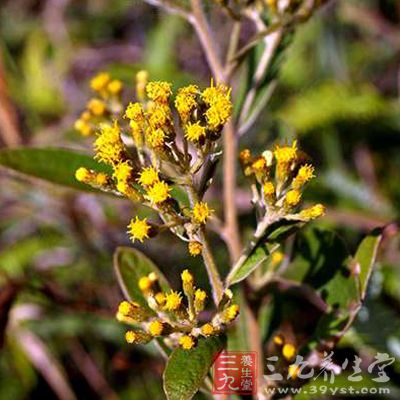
[75, 72, 232, 256]
[74, 72, 124, 136]
[239, 141, 325, 222]
[116, 270, 239, 350]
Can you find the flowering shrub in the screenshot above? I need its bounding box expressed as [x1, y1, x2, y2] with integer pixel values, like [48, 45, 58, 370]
[0, 0, 385, 399]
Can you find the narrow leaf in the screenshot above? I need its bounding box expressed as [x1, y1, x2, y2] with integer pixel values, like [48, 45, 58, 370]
[163, 335, 226, 400]
[353, 229, 382, 301]
[227, 244, 278, 286]
[0, 147, 111, 192]
[114, 247, 170, 308]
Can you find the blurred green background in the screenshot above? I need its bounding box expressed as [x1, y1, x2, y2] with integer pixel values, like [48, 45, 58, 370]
[0, 0, 399, 399]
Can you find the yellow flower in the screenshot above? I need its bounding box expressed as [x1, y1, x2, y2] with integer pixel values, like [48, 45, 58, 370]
[146, 81, 172, 103]
[266, 0, 278, 11]
[194, 289, 207, 312]
[94, 122, 125, 166]
[138, 276, 153, 292]
[117, 182, 140, 199]
[117, 301, 148, 323]
[90, 72, 110, 92]
[204, 105, 231, 131]
[147, 105, 170, 129]
[125, 330, 151, 344]
[95, 172, 108, 186]
[201, 83, 230, 106]
[138, 166, 159, 186]
[282, 343, 296, 360]
[175, 85, 198, 121]
[263, 181, 275, 197]
[179, 335, 195, 350]
[192, 202, 213, 224]
[239, 149, 251, 165]
[127, 217, 151, 243]
[108, 79, 123, 94]
[273, 334, 284, 346]
[201, 323, 215, 336]
[146, 181, 171, 204]
[75, 167, 90, 182]
[300, 204, 325, 220]
[113, 162, 133, 187]
[154, 292, 166, 306]
[125, 102, 145, 121]
[271, 251, 284, 265]
[223, 304, 240, 322]
[188, 241, 202, 256]
[137, 70, 148, 82]
[292, 164, 315, 189]
[274, 141, 297, 164]
[129, 120, 144, 148]
[136, 70, 148, 101]
[164, 291, 182, 311]
[185, 122, 206, 142]
[288, 364, 300, 379]
[81, 111, 91, 121]
[118, 300, 134, 315]
[251, 157, 267, 174]
[285, 190, 301, 207]
[87, 98, 106, 116]
[202, 83, 232, 131]
[74, 119, 92, 136]
[181, 269, 194, 285]
[148, 320, 164, 336]
[181, 269, 194, 295]
[146, 128, 166, 148]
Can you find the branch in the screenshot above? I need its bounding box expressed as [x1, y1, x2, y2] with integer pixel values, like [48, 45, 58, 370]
[189, 0, 225, 81]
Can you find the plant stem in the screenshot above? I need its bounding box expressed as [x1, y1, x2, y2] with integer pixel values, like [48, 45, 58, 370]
[189, 0, 224, 82]
[222, 120, 242, 262]
[238, 28, 283, 127]
[186, 185, 224, 305]
[198, 228, 224, 304]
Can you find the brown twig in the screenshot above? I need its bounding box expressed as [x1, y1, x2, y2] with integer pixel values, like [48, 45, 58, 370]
[222, 120, 242, 261]
[189, 0, 225, 81]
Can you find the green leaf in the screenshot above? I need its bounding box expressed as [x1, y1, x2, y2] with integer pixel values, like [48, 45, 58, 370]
[284, 228, 357, 311]
[163, 335, 226, 400]
[226, 243, 278, 286]
[353, 229, 382, 300]
[0, 147, 111, 192]
[226, 218, 302, 286]
[113, 247, 171, 308]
